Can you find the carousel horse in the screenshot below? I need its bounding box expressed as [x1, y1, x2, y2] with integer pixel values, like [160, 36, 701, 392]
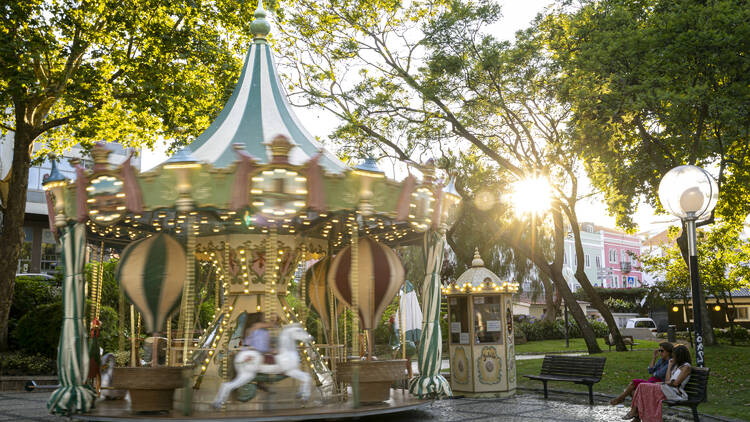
[213, 324, 313, 408]
[99, 353, 127, 400]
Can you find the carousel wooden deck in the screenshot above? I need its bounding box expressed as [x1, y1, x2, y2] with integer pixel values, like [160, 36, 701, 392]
[72, 389, 428, 421]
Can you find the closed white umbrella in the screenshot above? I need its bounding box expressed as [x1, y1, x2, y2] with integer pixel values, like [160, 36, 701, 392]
[394, 280, 423, 345]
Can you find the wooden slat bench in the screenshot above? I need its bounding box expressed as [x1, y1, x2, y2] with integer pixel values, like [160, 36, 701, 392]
[524, 355, 606, 405]
[604, 335, 635, 351]
[664, 367, 710, 422]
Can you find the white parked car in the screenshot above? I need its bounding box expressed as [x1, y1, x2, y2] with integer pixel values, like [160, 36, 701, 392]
[626, 317, 657, 332]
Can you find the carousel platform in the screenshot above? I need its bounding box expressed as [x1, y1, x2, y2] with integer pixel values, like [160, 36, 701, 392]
[72, 389, 428, 421]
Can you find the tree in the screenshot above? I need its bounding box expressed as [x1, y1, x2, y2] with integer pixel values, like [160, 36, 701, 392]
[0, 0, 261, 350]
[540, 0, 750, 345]
[640, 224, 750, 345]
[699, 225, 750, 345]
[445, 158, 559, 322]
[277, 0, 629, 352]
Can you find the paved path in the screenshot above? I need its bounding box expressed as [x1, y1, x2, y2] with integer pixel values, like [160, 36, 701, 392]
[0, 391, 704, 422]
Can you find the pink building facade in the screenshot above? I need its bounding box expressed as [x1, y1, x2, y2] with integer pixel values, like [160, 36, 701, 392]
[597, 227, 643, 289]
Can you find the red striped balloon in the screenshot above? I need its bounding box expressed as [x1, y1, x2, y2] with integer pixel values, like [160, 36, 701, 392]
[328, 237, 405, 330]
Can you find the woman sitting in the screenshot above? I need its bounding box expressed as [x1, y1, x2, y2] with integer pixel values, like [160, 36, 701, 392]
[623, 344, 692, 421]
[610, 342, 674, 405]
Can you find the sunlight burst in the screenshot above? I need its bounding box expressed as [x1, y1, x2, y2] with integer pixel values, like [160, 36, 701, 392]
[510, 176, 552, 217]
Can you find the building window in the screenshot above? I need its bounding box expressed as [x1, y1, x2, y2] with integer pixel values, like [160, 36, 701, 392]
[40, 229, 59, 274]
[609, 249, 617, 263]
[612, 275, 619, 287]
[595, 256, 601, 268]
[585, 254, 590, 267]
[736, 307, 749, 321]
[621, 249, 630, 263]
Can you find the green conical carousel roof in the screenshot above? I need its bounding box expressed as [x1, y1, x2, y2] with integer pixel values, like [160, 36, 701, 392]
[188, 1, 346, 173]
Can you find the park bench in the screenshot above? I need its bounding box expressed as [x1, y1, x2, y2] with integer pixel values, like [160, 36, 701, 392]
[604, 334, 635, 351]
[524, 355, 606, 405]
[664, 367, 710, 422]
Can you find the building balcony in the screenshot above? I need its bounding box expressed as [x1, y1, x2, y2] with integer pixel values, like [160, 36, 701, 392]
[620, 261, 632, 273]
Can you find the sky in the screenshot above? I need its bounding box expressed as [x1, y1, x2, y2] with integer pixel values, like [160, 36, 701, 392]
[141, 0, 668, 237]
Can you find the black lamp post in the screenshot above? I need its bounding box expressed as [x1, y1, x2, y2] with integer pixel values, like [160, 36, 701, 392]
[658, 165, 718, 367]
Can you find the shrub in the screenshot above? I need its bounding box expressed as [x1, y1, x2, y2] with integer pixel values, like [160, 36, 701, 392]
[8, 276, 61, 348]
[604, 298, 640, 313]
[198, 300, 216, 329]
[13, 302, 63, 357]
[713, 327, 749, 341]
[0, 352, 56, 376]
[12, 300, 120, 358]
[515, 318, 608, 341]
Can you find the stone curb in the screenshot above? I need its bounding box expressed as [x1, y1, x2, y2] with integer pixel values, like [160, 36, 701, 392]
[517, 386, 747, 422]
[0, 376, 57, 392]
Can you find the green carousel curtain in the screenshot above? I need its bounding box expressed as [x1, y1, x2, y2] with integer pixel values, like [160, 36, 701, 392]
[409, 230, 452, 398]
[48, 223, 96, 415]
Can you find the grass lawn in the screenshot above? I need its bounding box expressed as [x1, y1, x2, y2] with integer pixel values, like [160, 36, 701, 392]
[515, 341, 750, 420]
[515, 338, 661, 354]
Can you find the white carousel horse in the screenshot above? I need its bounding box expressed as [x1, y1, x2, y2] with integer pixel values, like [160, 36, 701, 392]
[213, 323, 313, 408]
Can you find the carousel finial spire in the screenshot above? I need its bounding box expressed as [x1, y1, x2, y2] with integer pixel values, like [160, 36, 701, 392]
[471, 247, 484, 267]
[250, 0, 271, 40]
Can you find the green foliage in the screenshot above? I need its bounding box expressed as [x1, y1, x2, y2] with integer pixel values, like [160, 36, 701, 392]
[396, 246, 425, 298]
[603, 298, 639, 313]
[372, 300, 398, 347]
[9, 276, 61, 346]
[539, 0, 750, 229]
[0, 352, 56, 376]
[97, 304, 120, 354]
[714, 327, 749, 342]
[640, 224, 750, 306]
[198, 300, 216, 330]
[516, 318, 608, 341]
[279, 0, 614, 354]
[12, 302, 63, 357]
[0, 0, 264, 348]
[574, 287, 648, 303]
[12, 300, 119, 358]
[112, 350, 131, 367]
[11, 276, 61, 316]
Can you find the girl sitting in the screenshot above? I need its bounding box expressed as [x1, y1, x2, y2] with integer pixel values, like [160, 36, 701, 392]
[610, 342, 674, 405]
[623, 344, 692, 422]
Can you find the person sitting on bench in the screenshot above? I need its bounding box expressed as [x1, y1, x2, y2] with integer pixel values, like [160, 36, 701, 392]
[624, 344, 692, 422]
[610, 342, 673, 405]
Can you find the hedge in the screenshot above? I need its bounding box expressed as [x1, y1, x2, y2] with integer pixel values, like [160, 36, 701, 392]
[516, 318, 609, 341]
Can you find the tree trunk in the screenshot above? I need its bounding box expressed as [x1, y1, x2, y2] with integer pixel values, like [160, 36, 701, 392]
[726, 295, 736, 346]
[566, 204, 627, 351]
[675, 228, 715, 346]
[550, 204, 602, 354]
[0, 122, 35, 350]
[542, 275, 558, 322]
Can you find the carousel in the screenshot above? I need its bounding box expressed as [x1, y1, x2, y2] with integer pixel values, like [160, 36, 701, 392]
[42, 2, 461, 420]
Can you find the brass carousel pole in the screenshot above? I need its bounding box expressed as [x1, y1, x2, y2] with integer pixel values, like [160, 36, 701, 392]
[182, 215, 196, 365]
[265, 229, 277, 324]
[350, 218, 360, 408]
[130, 304, 137, 366]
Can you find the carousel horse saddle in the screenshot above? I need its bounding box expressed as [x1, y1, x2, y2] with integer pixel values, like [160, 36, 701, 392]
[236, 373, 288, 402]
[263, 353, 275, 365]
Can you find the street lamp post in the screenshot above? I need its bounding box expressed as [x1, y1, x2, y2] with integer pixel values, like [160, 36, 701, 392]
[658, 165, 719, 367]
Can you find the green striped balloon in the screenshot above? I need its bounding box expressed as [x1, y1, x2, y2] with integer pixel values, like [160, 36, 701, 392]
[115, 234, 186, 334]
